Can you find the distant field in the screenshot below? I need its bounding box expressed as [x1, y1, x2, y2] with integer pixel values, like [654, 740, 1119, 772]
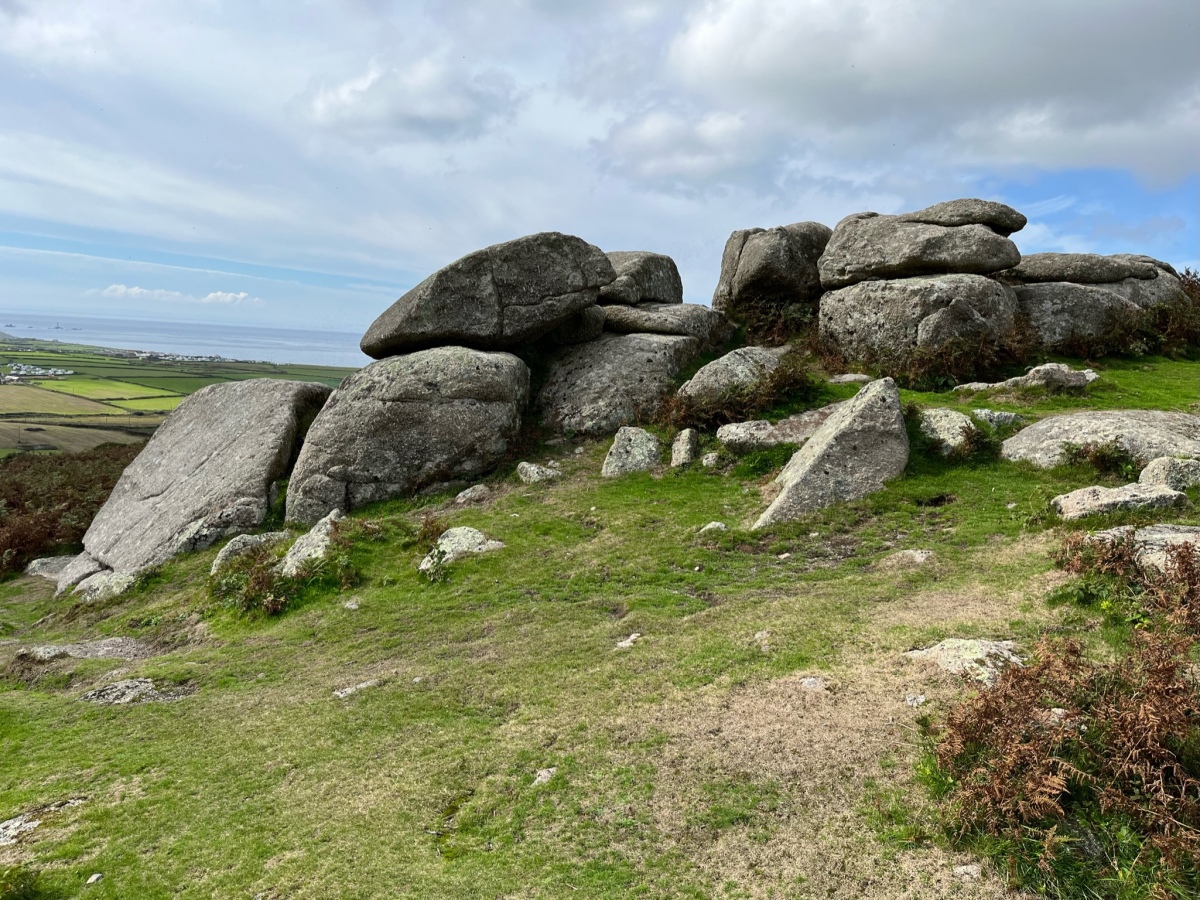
[0, 384, 117, 416]
[0, 421, 144, 453]
[112, 395, 187, 412]
[33, 377, 174, 400]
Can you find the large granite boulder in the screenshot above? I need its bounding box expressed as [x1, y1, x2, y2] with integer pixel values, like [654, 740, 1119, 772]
[677, 346, 788, 405]
[602, 302, 734, 349]
[754, 379, 908, 528]
[83, 379, 330, 575]
[711, 222, 831, 322]
[1105, 271, 1189, 310]
[997, 252, 1159, 284]
[537, 333, 701, 436]
[1001, 410, 1200, 469]
[599, 251, 683, 306]
[287, 348, 529, 524]
[818, 212, 1021, 290]
[360, 232, 615, 358]
[896, 199, 1027, 236]
[818, 274, 1019, 362]
[1014, 283, 1141, 347]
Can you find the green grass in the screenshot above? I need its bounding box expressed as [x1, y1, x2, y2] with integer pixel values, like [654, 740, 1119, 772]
[30, 379, 171, 401]
[0, 386, 117, 417]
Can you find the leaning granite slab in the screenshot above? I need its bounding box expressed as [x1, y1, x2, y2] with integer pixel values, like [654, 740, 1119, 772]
[671, 429, 699, 467]
[905, 638, 1022, 686]
[754, 379, 908, 529]
[919, 408, 976, 455]
[1001, 410, 1200, 469]
[1139, 457, 1200, 492]
[25, 555, 76, 582]
[818, 207, 1022, 289]
[1051, 483, 1189, 522]
[418, 527, 504, 573]
[276, 509, 342, 578]
[676, 346, 788, 405]
[818, 274, 1018, 362]
[954, 362, 1098, 394]
[287, 348, 528, 524]
[78, 379, 330, 585]
[599, 251, 683, 306]
[996, 252, 1159, 284]
[1087, 524, 1200, 572]
[711, 221, 831, 322]
[210, 531, 290, 577]
[1013, 283, 1140, 348]
[602, 302, 734, 349]
[601, 427, 660, 477]
[717, 402, 848, 454]
[360, 232, 614, 358]
[55, 552, 106, 597]
[537, 333, 701, 436]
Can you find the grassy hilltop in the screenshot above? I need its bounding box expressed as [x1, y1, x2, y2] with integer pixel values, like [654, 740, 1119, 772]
[1, 352, 1198, 899]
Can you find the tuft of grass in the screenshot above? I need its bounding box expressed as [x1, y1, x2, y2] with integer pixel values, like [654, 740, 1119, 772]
[0, 865, 42, 900]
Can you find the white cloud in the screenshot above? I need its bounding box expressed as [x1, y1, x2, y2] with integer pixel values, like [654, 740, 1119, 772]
[97, 285, 263, 306]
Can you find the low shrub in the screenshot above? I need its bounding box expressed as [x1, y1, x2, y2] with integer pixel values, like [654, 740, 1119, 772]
[0, 865, 41, 900]
[659, 348, 818, 429]
[1060, 440, 1143, 483]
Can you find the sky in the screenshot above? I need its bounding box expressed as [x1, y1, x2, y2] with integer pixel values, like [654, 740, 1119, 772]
[1, 0, 1197, 338]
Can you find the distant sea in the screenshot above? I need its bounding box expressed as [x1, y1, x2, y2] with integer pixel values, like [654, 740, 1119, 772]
[0, 313, 370, 369]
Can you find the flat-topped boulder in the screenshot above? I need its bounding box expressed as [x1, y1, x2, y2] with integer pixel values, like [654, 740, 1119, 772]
[716, 402, 848, 454]
[1052, 483, 1189, 521]
[602, 303, 734, 348]
[360, 232, 615, 358]
[287, 348, 528, 524]
[598, 251, 683, 306]
[895, 199, 1027, 236]
[1001, 410, 1200, 469]
[677, 346, 788, 405]
[997, 252, 1159, 284]
[537, 333, 701, 435]
[83, 379, 330, 575]
[711, 222, 831, 324]
[819, 274, 1018, 362]
[953, 363, 1098, 394]
[1088, 524, 1200, 572]
[818, 211, 1021, 290]
[754, 379, 908, 528]
[919, 408, 976, 455]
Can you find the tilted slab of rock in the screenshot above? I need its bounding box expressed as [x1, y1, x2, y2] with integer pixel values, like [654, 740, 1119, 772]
[25, 555, 76, 582]
[754, 379, 908, 529]
[418, 527, 504, 573]
[83, 379, 330, 575]
[210, 531, 290, 577]
[598, 251, 683, 306]
[1001, 410, 1200, 469]
[1014, 283, 1140, 348]
[602, 302, 734, 349]
[276, 509, 343, 578]
[1088, 524, 1200, 572]
[671, 428, 699, 467]
[287, 348, 528, 524]
[716, 402, 848, 454]
[996, 252, 1159, 284]
[360, 232, 615, 358]
[1139, 457, 1200, 492]
[1052, 483, 1188, 521]
[818, 213, 1021, 290]
[711, 222, 831, 321]
[919, 408, 976, 455]
[55, 552, 105, 597]
[895, 199, 1027, 236]
[537, 333, 701, 436]
[676, 346, 788, 405]
[601, 426, 660, 477]
[818, 274, 1018, 362]
[954, 362, 1098, 394]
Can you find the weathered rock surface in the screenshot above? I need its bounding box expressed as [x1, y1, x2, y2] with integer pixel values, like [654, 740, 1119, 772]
[828, 373, 872, 384]
[602, 303, 734, 348]
[361, 232, 615, 358]
[1139, 457, 1200, 492]
[1001, 410, 1200, 469]
[1014, 282, 1140, 347]
[754, 379, 908, 528]
[84, 379, 330, 574]
[919, 408, 976, 455]
[418, 527, 504, 573]
[1105, 271, 1189, 309]
[1088, 524, 1200, 571]
[716, 402, 848, 454]
[601, 427, 659, 477]
[1110, 254, 1179, 278]
[955, 362, 1098, 393]
[454, 484, 492, 505]
[537, 333, 700, 436]
[15, 637, 154, 663]
[905, 638, 1022, 685]
[540, 305, 606, 346]
[876, 549, 935, 570]
[517, 462, 559, 484]
[81, 678, 181, 705]
[671, 428, 699, 467]
[1052, 483, 1188, 521]
[210, 532, 290, 577]
[819, 274, 1019, 361]
[277, 510, 343, 578]
[25, 555, 76, 582]
[599, 251, 683, 306]
[677, 346, 787, 405]
[972, 409, 1025, 429]
[73, 571, 137, 603]
[895, 199, 1027, 236]
[54, 552, 105, 597]
[997, 252, 1158, 284]
[287, 348, 528, 524]
[711, 222, 831, 320]
[818, 214, 1021, 289]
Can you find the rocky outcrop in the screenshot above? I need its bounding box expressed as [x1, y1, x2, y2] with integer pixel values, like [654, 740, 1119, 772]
[676, 346, 788, 405]
[954, 363, 1098, 393]
[1052, 484, 1189, 521]
[277, 509, 343, 578]
[601, 427, 659, 477]
[919, 408, 976, 455]
[1013, 283, 1140, 347]
[517, 462, 559, 484]
[716, 402, 847, 454]
[905, 638, 1022, 685]
[82, 379, 330, 577]
[537, 333, 701, 436]
[818, 211, 1021, 290]
[418, 527, 504, 573]
[819, 274, 1019, 362]
[599, 251, 683, 306]
[602, 303, 734, 349]
[997, 252, 1159, 285]
[54, 552, 105, 597]
[971, 409, 1024, 429]
[1105, 271, 1189, 309]
[1139, 457, 1200, 492]
[287, 348, 529, 524]
[360, 232, 615, 358]
[1001, 410, 1200, 469]
[1087, 524, 1200, 572]
[24, 556, 75, 582]
[210, 532, 290, 577]
[896, 199, 1027, 236]
[711, 222, 831, 322]
[754, 379, 908, 528]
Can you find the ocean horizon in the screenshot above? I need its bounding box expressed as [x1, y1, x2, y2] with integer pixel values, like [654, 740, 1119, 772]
[0, 312, 371, 369]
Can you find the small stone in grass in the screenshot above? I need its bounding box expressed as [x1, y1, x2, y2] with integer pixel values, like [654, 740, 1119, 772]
[87, 874, 103, 885]
[799, 676, 827, 692]
[533, 767, 557, 786]
[615, 633, 641, 648]
[906, 694, 927, 707]
[953, 864, 981, 880]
